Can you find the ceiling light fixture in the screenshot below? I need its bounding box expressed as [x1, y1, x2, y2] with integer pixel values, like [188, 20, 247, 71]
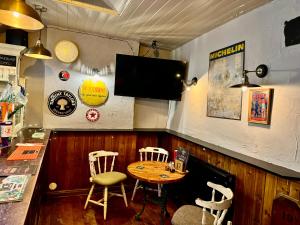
[230, 64, 268, 91]
[24, 6, 52, 60]
[151, 40, 159, 58]
[141, 40, 160, 58]
[0, 0, 44, 30]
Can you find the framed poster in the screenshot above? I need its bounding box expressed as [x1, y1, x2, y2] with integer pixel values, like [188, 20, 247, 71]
[207, 41, 245, 120]
[248, 88, 273, 124]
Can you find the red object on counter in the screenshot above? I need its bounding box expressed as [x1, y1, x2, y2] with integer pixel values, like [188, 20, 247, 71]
[173, 149, 178, 161]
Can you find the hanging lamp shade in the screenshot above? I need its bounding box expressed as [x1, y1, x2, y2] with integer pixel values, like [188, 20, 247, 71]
[24, 40, 52, 59]
[0, 0, 44, 30]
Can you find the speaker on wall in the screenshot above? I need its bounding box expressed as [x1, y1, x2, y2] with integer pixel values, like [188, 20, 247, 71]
[6, 29, 28, 47]
[284, 16, 300, 47]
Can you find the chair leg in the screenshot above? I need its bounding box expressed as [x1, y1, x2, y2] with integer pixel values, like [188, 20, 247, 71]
[121, 182, 128, 207]
[131, 179, 140, 201]
[84, 184, 95, 209]
[103, 186, 108, 220]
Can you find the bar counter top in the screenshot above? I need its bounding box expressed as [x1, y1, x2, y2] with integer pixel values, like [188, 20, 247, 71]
[0, 128, 51, 225]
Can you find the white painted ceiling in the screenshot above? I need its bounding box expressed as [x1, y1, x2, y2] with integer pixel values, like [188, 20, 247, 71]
[25, 0, 272, 50]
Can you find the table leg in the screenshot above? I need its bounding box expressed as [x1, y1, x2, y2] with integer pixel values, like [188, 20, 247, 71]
[159, 186, 169, 225]
[135, 183, 147, 220]
[135, 183, 170, 225]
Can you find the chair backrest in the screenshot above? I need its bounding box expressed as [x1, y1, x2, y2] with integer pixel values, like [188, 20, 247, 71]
[195, 181, 234, 225]
[88, 150, 119, 177]
[139, 147, 169, 162]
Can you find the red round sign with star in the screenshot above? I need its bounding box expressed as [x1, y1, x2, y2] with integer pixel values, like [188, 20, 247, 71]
[86, 109, 100, 122]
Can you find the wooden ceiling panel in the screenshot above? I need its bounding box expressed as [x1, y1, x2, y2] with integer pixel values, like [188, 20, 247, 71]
[25, 0, 272, 49]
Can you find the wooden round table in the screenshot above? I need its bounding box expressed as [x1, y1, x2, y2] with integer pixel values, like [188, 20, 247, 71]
[127, 161, 186, 224]
[127, 161, 185, 184]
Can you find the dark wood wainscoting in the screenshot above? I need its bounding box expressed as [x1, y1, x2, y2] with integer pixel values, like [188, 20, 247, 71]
[169, 135, 300, 225]
[48, 131, 138, 191]
[46, 130, 300, 225]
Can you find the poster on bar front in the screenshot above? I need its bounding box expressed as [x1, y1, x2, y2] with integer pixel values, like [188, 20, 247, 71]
[207, 41, 245, 120]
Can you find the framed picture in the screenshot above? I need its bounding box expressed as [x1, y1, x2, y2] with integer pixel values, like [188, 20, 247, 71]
[174, 159, 184, 172]
[248, 88, 274, 124]
[207, 41, 245, 120]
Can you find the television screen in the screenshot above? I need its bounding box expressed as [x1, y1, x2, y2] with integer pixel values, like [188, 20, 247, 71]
[114, 54, 187, 100]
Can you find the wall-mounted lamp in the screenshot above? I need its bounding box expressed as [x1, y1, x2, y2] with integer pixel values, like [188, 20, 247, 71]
[230, 64, 268, 91]
[0, 0, 44, 31]
[182, 77, 198, 91]
[23, 6, 52, 60]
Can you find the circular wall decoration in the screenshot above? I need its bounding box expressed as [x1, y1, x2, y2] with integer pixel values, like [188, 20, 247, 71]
[48, 90, 77, 117]
[55, 40, 79, 63]
[78, 79, 109, 106]
[59, 70, 70, 81]
[86, 109, 100, 122]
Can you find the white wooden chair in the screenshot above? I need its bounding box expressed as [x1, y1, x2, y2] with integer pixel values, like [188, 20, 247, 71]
[84, 150, 128, 220]
[131, 147, 169, 201]
[171, 181, 234, 225]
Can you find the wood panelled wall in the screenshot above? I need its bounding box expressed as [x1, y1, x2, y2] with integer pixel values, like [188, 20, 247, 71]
[169, 135, 300, 225]
[47, 131, 300, 225]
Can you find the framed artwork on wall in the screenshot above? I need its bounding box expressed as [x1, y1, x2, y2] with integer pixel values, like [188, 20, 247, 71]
[207, 41, 245, 120]
[248, 88, 273, 125]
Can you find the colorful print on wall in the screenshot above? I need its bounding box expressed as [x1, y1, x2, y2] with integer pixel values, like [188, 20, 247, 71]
[207, 41, 245, 120]
[86, 109, 100, 122]
[78, 79, 109, 106]
[248, 88, 273, 125]
[58, 71, 70, 81]
[48, 90, 77, 117]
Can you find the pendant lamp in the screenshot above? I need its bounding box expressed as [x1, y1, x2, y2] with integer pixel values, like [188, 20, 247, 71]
[24, 6, 52, 60]
[0, 0, 44, 31]
[24, 35, 52, 59]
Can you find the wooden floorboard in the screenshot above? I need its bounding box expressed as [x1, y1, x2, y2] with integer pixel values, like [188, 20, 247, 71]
[38, 192, 177, 225]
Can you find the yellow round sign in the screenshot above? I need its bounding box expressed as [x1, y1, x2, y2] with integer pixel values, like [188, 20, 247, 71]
[78, 79, 109, 106]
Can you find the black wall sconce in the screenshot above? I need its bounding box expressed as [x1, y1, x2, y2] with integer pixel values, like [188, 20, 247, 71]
[182, 77, 198, 91]
[230, 64, 268, 91]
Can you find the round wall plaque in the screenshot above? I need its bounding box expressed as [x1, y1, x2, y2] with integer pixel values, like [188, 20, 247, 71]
[86, 109, 100, 122]
[59, 70, 70, 81]
[78, 79, 109, 106]
[55, 40, 79, 63]
[48, 90, 77, 117]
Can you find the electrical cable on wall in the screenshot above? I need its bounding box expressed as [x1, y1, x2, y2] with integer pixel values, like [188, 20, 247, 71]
[47, 26, 136, 56]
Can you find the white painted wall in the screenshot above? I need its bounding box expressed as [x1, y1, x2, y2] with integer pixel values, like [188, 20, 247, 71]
[22, 31, 46, 128]
[169, 0, 300, 172]
[43, 28, 139, 129]
[134, 98, 169, 128]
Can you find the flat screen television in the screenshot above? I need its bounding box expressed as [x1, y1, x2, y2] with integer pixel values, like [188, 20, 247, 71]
[114, 54, 187, 100]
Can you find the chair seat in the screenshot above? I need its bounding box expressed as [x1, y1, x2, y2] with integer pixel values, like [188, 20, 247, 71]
[91, 172, 127, 186]
[171, 205, 215, 225]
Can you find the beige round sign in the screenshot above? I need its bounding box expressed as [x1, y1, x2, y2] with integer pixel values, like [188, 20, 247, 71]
[78, 79, 109, 106]
[55, 40, 79, 63]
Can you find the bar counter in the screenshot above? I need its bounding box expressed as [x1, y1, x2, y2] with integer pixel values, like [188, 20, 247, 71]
[0, 128, 51, 225]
